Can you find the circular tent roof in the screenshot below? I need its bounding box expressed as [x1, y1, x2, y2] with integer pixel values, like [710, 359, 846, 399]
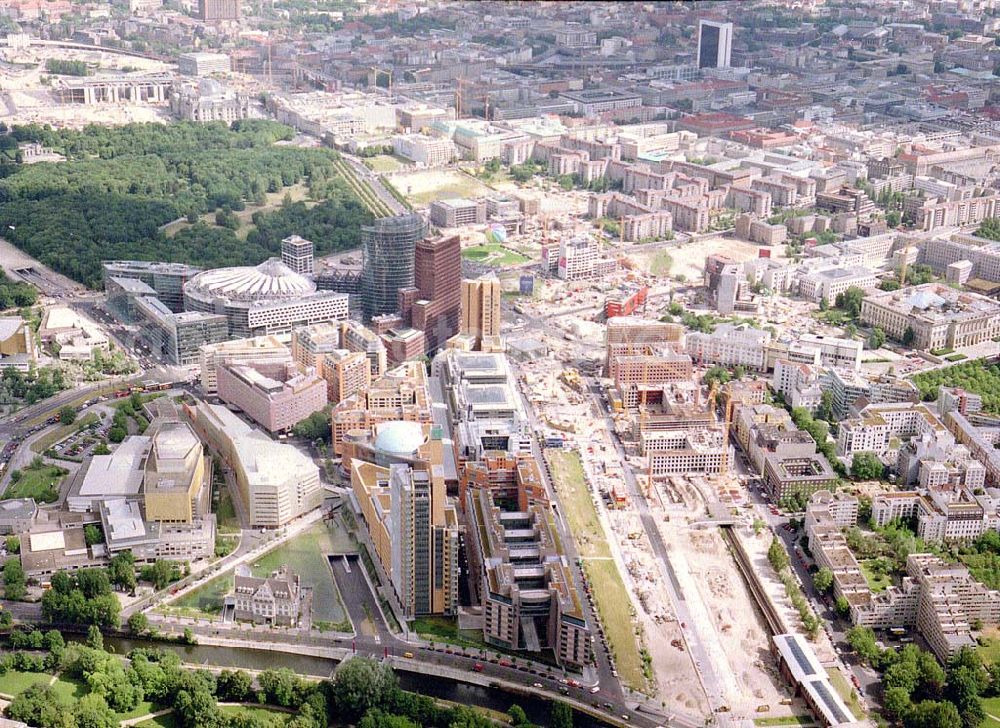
[373, 421, 426, 457]
[184, 258, 316, 303]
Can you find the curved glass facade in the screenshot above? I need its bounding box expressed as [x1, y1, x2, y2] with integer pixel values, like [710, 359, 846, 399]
[361, 213, 428, 319]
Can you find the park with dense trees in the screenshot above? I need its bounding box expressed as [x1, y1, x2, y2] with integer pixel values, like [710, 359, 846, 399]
[0, 635, 567, 728]
[0, 121, 374, 287]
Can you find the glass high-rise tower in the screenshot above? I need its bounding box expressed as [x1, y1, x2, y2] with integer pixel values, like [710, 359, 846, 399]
[361, 213, 428, 320]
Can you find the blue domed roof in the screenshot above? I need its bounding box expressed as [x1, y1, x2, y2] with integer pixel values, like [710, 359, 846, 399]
[374, 421, 425, 456]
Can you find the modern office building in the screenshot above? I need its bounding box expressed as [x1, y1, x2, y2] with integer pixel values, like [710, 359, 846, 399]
[348, 421, 460, 619]
[362, 214, 428, 319]
[177, 52, 231, 76]
[460, 275, 502, 349]
[331, 360, 433, 456]
[280, 235, 314, 276]
[135, 297, 229, 366]
[428, 198, 487, 228]
[103, 260, 203, 313]
[463, 458, 591, 668]
[402, 234, 462, 353]
[216, 362, 327, 434]
[184, 259, 348, 339]
[686, 324, 771, 370]
[697, 19, 733, 69]
[290, 322, 341, 372]
[186, 401, 323, 528]
[197, 0, 239, 21]
[320, 349, 371, 404]
[198, 335, 293, 394]
[340, 320, 388, 377]
[0, 317, 35, 372]
[435, 351, 532, 461]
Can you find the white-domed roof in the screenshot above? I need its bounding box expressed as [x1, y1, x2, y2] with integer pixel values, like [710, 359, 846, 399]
[374, 421, 426, 456]
[185, 258, 316, 303]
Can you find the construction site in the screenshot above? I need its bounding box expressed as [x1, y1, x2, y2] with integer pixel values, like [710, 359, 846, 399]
[517, 344, 820, 722]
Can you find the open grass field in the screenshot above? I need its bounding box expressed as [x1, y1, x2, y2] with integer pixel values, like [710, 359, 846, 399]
[169, 521, 350, 625]
[582, 557, 645, 693]
[978, 627, 1000, 666]
[461, 244, 530, 267]
[115, 700, 159, 721]
[860, 560, 892, 593]
[982, 696, 1000, 726]
[410, 616, 487, 651]
[387, 169, 492, 206]
[364, 155, 408, 174]
[545, 450, 609, 559]
[753, 718, 815, 727]
[545, 449, 645, 692]
[3, 461, 68, 503]
[31, 412, 99, 454]
[649, 251, 673, 277]
[0, 671, 85, 701]
[826, 667, 866, 721]
[136, 712, 179, 728]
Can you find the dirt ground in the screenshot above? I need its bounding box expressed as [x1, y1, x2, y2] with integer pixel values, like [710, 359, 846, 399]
[657, 520, 793, 717]
[669, 236, 786, 281]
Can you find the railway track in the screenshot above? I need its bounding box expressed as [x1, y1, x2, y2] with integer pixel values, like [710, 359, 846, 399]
[721, 526, 786, 636]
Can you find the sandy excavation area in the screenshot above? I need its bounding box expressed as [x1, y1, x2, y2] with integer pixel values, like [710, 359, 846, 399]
[657, 521, 792, 716]
[668, 236, 787, 281]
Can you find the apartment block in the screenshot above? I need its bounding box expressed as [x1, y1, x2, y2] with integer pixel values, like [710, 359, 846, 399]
[836, 403, 945, 459]
[464, 460, 590, 668]
[685, 324, 771, 370]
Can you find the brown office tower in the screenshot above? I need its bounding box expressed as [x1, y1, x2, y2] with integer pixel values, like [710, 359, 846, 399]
[405, 234, 461, 352]
[460, 275, 501, 345]
[199, 0, 240, 21]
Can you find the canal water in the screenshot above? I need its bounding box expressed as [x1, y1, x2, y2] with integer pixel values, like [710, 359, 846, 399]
[93, 636, 612, 727]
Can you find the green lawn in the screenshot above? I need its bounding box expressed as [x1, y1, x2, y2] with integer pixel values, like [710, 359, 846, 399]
[51, 675, 88, 702]
[0, 670, 55, 697]
[411, 616, 488, 651]
[116, 700, 159, 721]
[461, 244, 530, 267]
[753, 718, 815, 727]
[136, 712, 179, 728]
[363, 155, 407, 173]
[860, 560, 892, 593]
[977, 627, 1000, 665]
[31, 412, 99, 453]
[169, 521, 350, 624]
[3, 461, 69, 503]
[219, 705, 290, 723]
[545, 450, 608, 559]
[982, 697, 1000, 726]
[544, 450, 645, 692]
[826, 667, 866, 721]
[214, 481, 239, 533]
